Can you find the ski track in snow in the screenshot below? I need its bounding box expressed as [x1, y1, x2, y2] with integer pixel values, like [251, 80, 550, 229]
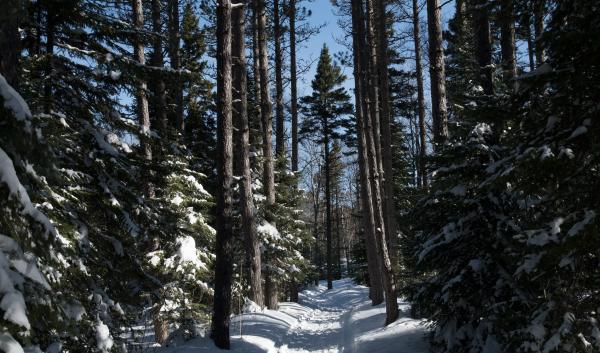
[157, 278, 429, 353]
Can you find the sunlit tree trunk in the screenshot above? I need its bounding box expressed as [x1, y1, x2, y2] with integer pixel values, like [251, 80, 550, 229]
[131, 0, 154, 198]
[289, 0, 299, 172]
[255, 0, 277, 309]
[426, 0, 448, 147]
[274, 0, 285, 158]
[412, 0, 427, 188]
[350, 0, 383, 305]
[232, 0, 264, 307]
[168, 0, 184, 133]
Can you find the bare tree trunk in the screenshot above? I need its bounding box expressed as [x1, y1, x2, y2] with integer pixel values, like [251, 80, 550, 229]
[131, 0, 154, 198]
[426, 0, 448, 147]
[472, 0, 493, 95]
[366, 0, 399, 324]
[374, 0, 398, 267]
[351, 0, 383, 305]
[168, 0, 184, 133]
[533, 0, 545, 67]
[312, 168, 322, 286]
[256, 0, 277, 309]
[524, 13, 535, 71]
[0, 0, 21, 88]
[289, 0, 299, 172]
[264, 269, 279, 309]
[274, 0, 285, 158]
[324, 127, 333, 290]
[256, 0, 275, 210]
[211, 0, 234, 348]
[43, 8, 54, 114]
[500, 0, 517, 89]
[232, 0, 264, 307]
[252, 3, 263, 146]
[151, 0, 168, 135]
[412, 0, 427, 188]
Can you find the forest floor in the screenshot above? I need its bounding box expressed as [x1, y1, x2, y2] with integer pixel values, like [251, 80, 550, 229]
[156, 278, 430, 353]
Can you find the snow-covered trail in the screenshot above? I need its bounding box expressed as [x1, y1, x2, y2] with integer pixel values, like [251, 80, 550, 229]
[158, 279, 429, 353]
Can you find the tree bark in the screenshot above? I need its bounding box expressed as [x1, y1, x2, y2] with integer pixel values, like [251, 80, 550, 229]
[533, 0, 545, 67]
[524, 13, 535, 72]
[351, 0, 383, 305]
[252, 3, 263, 146]
[131, 0, 155, 198]
[366, 0, 399, 324]
[500, 0, 517, 89]
[324, 124, 333, 290]
[472, 0, 493, 95]
[264, 269, 279, 309]
[426, 0, 448, 147]
[168, 0, 184, 133]
[0, 0, 21, 88]
[256, 0, 277, 309]
[232, 0, 264, 308]
[211, 0, 234, 348]
[289, 0, 299, 172]
[274, 0, 285, 158]
[256, 0, 275, 209]
[412, 0, 427, 188]
[43, 7, 54, 114]
[151, 0, 168, 135]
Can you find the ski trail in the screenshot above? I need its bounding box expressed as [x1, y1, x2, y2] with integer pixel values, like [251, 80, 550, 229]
[156, 279, 429, 353]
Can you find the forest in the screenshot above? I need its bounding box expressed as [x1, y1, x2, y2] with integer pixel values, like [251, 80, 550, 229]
[0, 0, 598, 352]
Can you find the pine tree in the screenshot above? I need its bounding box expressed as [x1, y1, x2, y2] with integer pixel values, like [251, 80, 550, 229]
[300, 45, 353, 290]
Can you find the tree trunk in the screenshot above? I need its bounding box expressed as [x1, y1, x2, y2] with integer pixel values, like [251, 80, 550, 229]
[256, 0, 277, 309]
[412, 0, 427, 188]
[211, 0, 233, 348]
[256, 0, 275, 209]
[312, 169, 322, 285]
[168, 0, 184, 133]
[0, 0, 21, 88]
[252, 3, 263, 146]
[324, 128, 333, 290]
[533, 0, 545, 67]
[500, 0, 517, 89]
[351, 0, 383, 305]
[232, 0, 264, 308]
[264, 270, 279, 309]
[131, 0, 154, 199]
[366, 0, 399, 325]
[151, 0, 168, 136]
[426, 0, 448, 148]
[43, 8, 54, 114]
[374, 0, 398, 267]
[289, 0, 299, 172]
[524, 13, 535, 71]
[472, 0, 493, 95]
[274, 0, 285, 158]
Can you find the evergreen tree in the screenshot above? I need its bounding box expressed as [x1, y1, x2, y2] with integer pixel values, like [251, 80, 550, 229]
[300, 45, 353, 290]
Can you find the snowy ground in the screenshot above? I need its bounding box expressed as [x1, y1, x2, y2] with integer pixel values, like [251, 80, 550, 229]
[157, 278, 429, 353]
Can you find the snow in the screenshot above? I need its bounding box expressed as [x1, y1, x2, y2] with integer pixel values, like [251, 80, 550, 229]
[0, 291, 30, 329]
[164, 236, 207, 271]
[156, 278, 429, 353]
[96, 322, 114, 352]
[258, 221, 281, 242]
[0, 74, 32, 121]
[0, 333, 25, 353]
[568, 126, 588, 139]
[567, 210, 595, 237]
[0, 147, 57, 238]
